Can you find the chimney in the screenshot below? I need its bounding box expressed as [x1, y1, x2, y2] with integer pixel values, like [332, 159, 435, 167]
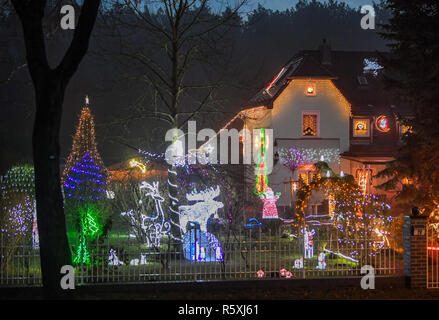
[319, 39, 331, 65]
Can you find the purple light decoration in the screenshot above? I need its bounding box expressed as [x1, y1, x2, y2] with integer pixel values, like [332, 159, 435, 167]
[278, 147, 306, 172]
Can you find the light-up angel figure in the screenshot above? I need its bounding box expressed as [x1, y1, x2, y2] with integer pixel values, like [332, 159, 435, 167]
[260, 187, 280, 219]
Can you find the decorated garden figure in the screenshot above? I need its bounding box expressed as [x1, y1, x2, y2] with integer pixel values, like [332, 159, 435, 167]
[108, 248, 124, 266]
[179, 185, 223, 234]
[316, 252, 326, 270]
[304, 228, 315, 258]
[294, 257, 303, 269]
[32, 212, 39, 249]
[260, 187, 280, 219]
[130, 254, 147, 266]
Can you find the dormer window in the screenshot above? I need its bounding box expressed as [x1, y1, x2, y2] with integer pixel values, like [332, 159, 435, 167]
[302, 112, 319, 137]
[305, 82, 316, 96]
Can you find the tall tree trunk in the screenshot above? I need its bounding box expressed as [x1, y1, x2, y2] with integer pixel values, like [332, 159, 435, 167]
[33, 72, 71, 297]
[11, 0, 101, 298]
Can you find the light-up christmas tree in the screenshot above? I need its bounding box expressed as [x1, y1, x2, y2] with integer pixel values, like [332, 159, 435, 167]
[63, 96, 108, 197]
[63, 96, 108, 264]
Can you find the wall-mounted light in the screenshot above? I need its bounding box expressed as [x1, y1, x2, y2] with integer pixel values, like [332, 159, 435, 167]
[305, 82, 316, 96]
[375, 115, 390, 133]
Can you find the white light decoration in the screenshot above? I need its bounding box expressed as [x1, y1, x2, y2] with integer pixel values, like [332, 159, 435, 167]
[130, 254, 147, 266]
[106, 190, 115, 199]
[294, 257, 303, 269]
[178, 185, 223, 234]
[323, 248, 359, 263]
[108, 249, 124, 266]
[121, 181, 174, 247]
[279, 148, 340, 165]
[316, 252, 327, 270]
[363, 58, 383, 77]
[304, 229, 315, 258]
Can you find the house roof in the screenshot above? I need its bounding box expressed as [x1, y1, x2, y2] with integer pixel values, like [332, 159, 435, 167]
[243, 45, 413, 117]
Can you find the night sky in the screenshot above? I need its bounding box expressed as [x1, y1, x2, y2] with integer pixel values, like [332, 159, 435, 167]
[239, 0, 368, 12]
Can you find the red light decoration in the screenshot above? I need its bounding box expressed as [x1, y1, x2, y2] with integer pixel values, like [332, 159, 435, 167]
[375, 115, 390, 133]
[265, 67, 286, 93]
[257, 269, 265, 278]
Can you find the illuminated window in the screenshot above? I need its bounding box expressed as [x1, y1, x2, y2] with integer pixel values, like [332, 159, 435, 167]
[305, 82, 316, 96]
[302, 112, 319, 137]
[353, 119, 370, 137]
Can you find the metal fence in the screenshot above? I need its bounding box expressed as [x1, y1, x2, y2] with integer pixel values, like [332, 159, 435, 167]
[427, 223, 439, 289]
[1, 225, 403, 287]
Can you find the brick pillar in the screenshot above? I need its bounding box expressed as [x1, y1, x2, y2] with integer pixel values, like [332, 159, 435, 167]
[408, 215, 428, 288]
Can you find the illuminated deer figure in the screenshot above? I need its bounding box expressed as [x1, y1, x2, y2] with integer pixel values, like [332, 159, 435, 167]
[179, 185, 224, 234]
[138, 181, 172, 247]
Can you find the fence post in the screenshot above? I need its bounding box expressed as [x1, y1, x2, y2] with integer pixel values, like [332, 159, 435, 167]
[405, 213, 427, 288]
[403, 216, 411, 282]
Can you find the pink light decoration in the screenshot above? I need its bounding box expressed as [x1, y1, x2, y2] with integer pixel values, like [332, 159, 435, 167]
[285, 271, 293, 279]
[280, 268, 287, 277]
[260, 188, 279, 219]
[257, 269, 265, 278]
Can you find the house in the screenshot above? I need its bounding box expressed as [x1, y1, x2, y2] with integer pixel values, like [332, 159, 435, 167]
[213, 40, 413, 217]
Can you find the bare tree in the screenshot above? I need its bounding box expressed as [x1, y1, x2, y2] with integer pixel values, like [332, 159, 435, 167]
[98, 0, 246, 241]
[11, 0, 101, 297]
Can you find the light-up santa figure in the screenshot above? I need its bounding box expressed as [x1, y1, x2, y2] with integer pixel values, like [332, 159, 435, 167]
[260, 187, 280, 219]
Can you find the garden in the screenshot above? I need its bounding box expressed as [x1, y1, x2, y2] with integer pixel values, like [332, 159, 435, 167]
[0, 103, 403, 286]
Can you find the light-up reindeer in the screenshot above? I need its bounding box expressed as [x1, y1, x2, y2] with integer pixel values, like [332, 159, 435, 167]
[178, 185, 224, 234]
[138, 181, 171, 247]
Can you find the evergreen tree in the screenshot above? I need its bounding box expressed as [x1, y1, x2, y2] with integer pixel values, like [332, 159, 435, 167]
[63, 98, 108, 264]
[63, 97, 108, 195]
[376, 0, 439, 218]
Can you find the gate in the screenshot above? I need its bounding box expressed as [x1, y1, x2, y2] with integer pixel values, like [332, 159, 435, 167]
[427, 223, 439, 288]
